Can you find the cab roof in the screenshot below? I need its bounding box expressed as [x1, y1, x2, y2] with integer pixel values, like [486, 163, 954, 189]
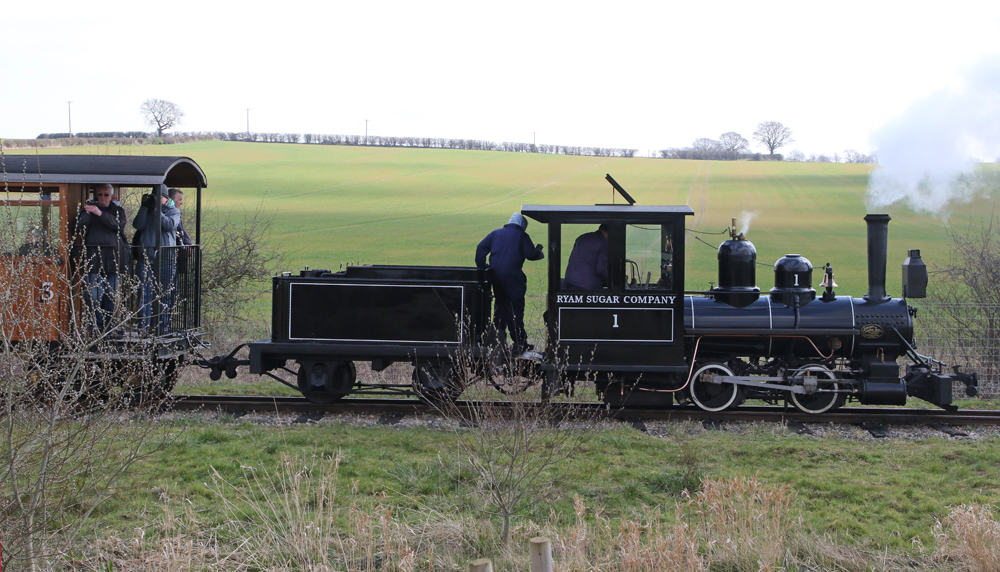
[1, 155, 208, 188]
[521, 204, 694, 224]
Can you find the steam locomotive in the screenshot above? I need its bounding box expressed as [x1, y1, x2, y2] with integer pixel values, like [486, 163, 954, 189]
[234, 176, 979, 413]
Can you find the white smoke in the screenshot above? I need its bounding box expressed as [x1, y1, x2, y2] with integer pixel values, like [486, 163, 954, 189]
[738, 210, 758, 235]
[867, 56, 1000, 214]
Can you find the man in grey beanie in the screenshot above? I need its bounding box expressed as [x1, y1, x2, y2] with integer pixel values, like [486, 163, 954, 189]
[476, 212, 544, 356]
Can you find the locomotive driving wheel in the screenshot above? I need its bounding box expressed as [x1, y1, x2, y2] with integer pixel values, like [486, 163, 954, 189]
[788, 364, 845, 414]
[688, 363, 742, 412]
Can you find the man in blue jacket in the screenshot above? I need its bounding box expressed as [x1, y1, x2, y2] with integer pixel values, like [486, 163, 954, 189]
[476, 213, 544, 356]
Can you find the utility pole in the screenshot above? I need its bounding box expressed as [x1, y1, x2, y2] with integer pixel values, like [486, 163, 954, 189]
[533, 132, 536, 146]
[67, 101, 73, 137]
[365, 119, 369, 145]
[246, 109, 251, 135]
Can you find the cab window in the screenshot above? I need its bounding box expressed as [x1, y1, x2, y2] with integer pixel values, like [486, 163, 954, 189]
[625, 223, 673, 290]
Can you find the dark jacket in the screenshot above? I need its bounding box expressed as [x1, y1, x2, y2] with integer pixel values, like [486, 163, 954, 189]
[77, 204, 130, 275]
[565, 230, 608, 289]
[176, 218, 192, 246]
[476, 223, 544, 300]
[133, 202, 181, 252]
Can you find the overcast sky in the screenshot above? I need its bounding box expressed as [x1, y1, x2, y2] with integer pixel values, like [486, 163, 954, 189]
[3, 0, 1000, 157]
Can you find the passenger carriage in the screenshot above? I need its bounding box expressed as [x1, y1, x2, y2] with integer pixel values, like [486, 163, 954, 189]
[1, 155, 206, 393]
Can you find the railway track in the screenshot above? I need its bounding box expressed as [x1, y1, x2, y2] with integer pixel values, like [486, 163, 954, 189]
[170, 395, 1000, 427]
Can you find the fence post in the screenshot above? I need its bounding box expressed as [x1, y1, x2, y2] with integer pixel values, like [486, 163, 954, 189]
[529, 536, 553, 572]
[469, 558, 493, 572]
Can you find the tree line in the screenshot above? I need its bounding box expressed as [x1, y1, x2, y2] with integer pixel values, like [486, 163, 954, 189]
[213, 131, 641, 157]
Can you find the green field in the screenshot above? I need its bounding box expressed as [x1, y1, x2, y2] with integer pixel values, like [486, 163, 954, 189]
[30, 140, 1000, 295]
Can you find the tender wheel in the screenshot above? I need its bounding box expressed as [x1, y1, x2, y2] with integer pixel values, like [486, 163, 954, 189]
[788, 364, 845, 414]
[297, 360, 356, 404]
[412, 363, 464, 406]
[487, 346, 540, 395]
[688, 363, 741, 412]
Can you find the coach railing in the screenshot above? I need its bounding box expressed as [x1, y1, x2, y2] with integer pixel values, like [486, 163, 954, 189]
[72, 244, 200, 337]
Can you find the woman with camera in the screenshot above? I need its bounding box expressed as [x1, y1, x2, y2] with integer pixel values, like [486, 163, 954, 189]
[132, 186, 181, 334]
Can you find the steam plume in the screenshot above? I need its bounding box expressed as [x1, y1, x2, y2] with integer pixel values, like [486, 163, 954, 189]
[866, 56, 1000, 214]
[738, 210, 758, 235]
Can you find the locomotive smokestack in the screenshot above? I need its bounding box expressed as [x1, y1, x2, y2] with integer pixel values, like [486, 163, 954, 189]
[863, 214, 891, 302]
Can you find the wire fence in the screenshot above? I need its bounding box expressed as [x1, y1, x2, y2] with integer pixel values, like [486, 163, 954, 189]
[913, 302, 1000, 397]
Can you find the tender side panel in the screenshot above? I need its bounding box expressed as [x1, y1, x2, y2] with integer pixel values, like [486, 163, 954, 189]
[287, 282, 464, 344]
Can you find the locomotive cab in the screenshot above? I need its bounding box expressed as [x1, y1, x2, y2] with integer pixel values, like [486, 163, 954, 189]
[521, 203, 693, 401]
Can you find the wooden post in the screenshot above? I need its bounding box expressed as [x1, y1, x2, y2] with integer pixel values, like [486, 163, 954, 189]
[469, 558, 493, 572]
[529, 536, 553, 572]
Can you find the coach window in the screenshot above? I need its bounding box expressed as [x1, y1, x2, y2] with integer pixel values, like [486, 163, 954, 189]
[625, 223, 673, 290]
[1, 189, 60, 256]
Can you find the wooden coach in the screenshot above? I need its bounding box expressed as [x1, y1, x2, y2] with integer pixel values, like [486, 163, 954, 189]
[1, 155, 207, 376]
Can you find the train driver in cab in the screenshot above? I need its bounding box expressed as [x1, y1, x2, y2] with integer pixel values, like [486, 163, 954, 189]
[565, 223, 609, 290]
[476, 213, 544, 358]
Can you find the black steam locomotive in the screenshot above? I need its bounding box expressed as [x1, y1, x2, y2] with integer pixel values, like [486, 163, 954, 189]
[229, 177, 978, 413]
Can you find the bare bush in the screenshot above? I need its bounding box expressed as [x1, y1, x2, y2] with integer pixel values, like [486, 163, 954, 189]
[922, 213, 1000, 390]
[442, 359, 600, 544]
[199, 203, 281, 348]
[0, 224, 176, 568]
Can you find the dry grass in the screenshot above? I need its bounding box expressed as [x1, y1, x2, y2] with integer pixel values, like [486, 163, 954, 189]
[72, 475, 990, 572]
[547, 495, 704, 572]
[687, 474, 797, 572]
[934, 504, 1000, 572]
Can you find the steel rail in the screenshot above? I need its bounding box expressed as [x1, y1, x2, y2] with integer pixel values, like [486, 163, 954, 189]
[170, 395, 1000, 425]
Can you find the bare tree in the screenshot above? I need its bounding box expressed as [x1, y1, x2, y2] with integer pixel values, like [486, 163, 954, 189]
[718, 131, 750, 153]
[139, 98, 184, 137]
[691, 138, 722, 152]
[924, 210, 1000, 384]
[843, 149, 877, 164]
[753, 121, 794, 155]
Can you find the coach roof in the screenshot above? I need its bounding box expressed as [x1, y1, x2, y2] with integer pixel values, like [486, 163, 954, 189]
[1, 155, 208, 188]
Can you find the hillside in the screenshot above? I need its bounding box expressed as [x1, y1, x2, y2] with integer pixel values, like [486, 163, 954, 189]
[24, 141, 1000, 295]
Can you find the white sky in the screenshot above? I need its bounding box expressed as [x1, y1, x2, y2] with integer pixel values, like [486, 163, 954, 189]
[3, 0, 1000, 156]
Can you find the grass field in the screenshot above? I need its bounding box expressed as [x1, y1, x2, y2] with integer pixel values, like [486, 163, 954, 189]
[26, 140, 1000, 295]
